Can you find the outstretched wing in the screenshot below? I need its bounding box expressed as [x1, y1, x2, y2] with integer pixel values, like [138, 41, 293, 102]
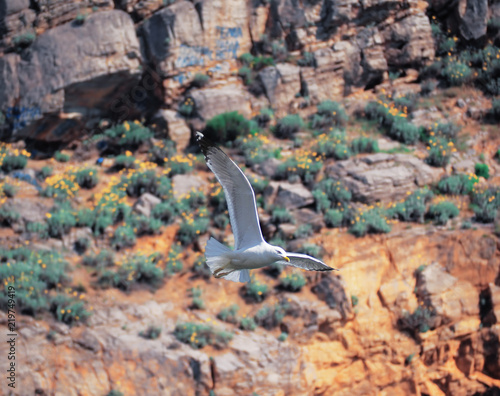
[276, 252, 336, 271]
[196, 132, 265, 250]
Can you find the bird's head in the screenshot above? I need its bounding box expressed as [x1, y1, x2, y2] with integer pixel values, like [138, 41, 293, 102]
[272, 246, 290, 262]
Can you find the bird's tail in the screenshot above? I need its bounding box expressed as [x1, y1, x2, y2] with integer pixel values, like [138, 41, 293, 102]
[205, 238, 250, 283]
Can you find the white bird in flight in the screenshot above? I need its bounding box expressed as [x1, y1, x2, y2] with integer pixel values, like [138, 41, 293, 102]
[196, 131, 336, 283]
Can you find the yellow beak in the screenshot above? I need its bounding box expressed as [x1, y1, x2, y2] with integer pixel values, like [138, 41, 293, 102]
[284, 256, 290, 262]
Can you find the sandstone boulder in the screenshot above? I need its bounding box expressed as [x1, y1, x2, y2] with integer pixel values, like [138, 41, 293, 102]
[271, 181, 314, 209]
[133, 192, 162, 217]
[326, 153, 443, 203]
[0, 10, 142, 142]
[189, 85, 252, 121]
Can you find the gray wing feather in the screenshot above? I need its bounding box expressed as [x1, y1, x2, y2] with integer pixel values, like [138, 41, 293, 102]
[196, 132, 264, 250]
[276, 252, 336, 271]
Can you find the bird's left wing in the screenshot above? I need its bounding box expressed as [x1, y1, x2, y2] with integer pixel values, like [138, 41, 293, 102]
[196, 132, 265, 250]
[276, 252, 336, 271]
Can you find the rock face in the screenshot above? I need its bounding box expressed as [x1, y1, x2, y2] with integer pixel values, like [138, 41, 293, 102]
[0, 10, 142, 142]
[326, 153, 443, 203]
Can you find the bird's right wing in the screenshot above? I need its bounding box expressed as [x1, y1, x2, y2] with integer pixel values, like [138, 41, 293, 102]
[276, 252, 336, 272]
[196, 132, 265, 250]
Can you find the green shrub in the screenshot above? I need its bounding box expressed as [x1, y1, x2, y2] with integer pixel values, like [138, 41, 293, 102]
[174, 322, 233, 349]
[422, 122, 459, 141]
[437, 174, 478, 195]
[388, 119, 420, 145]
[2, 154, 28, 172]
[294, 224, 313, 239]
[245, 278, 269, 302]
[297, 51, 316, 67]
[129, 214, 162, 236]
[239, 52, 254, 66]
[252, 56, 275, 70]
[276, 151, 322, 184]
[26, 221, 49, 239]
[0, 248, 76, 318]
[350, 137, 379, 154]
[166, 243, 183, 275]
[111, 225, 136, 250]
[151, 201, 176, 224]
[274, 114, 304, 139]
[324, 209, 344, 228]
[348, 207, 391, 237]
[475, 163, 490, 179]
[426, 137, 453, 167]
[442, 61, 472, 86]
[489, 99, 500, 121]
[39, 166, 53, 179]
[113, 154, 137, 170]
[254, 303, 286, 329]
[398, 305, 436, 335]
[278, 332, 288, 342]
[427, 201, 460, 225]
[139, 325, 162, 339]
[97, 253, 164, 290]
[238, 66, 253, 85]
[82, 250, 114, 269]
[192, 254, 211, 278]
[0, 206, 19, 227]
[74, 168, 99, 189]
[54, 151, 70, 162]
[106, 390, 124, 396]
[387, 188, 434, 223]
[177, 213, 209, 245]
[470, 187, 500, 223]
[1, 183, 16, 197]
[204, 111, 251, 143]
[249, 175, 269, 195]
[235, 133, 272, 166]
[192, 73, 210, 88]
[271, 207, 294, 225]
[218, 304, 239, 324]
[12, 31, 36, 49]
[148, 139, 176, 165]
[104, 121, 154, 149]
[41, 174, 80, 200]
[312, 179, 352, 210]
[190, 287, 205, 310]
[119, 170, 172, 200]
[46, 206, 77, 238]
[298, 243, 322, 259]
[280, 272, 306, 292]
[50, 294, 91, 325]
[315, 100, 348, 128]
[239, 316, 257, 331]
[314, 132, 349, 159]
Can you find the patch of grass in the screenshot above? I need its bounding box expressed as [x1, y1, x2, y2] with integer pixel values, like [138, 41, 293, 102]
[442, 61, 472, 86]
[235, 132, 272, 166]
[148, 139, 176, 166]
[42, 174, 80, 199]
[174, 322, 233, 349]
[312, 178, 352, 213]
[82, 250, 115, 269]
[314, 132, 351, 160]
[0, 206, 20, 227]
[298, 243, 322, 259]
[294, 224, 313, 239]
[427, 201, 460, 225]
[254, 303, 286, 330]
[50, 294, 91, 326]
[164, 154, 195, 176]
[46, 204, 76, 238]
[113, 154, 137, 170]
[388, 119, 420, 145]
[470, 187, 500, 223]
[151, 201, 176, 224]
[315, 100, 348, 128]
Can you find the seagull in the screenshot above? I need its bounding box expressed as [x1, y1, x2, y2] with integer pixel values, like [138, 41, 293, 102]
[196, 131, 336, 283]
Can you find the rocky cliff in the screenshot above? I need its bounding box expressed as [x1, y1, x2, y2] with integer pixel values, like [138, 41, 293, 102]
[0, 1, 500, 396]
